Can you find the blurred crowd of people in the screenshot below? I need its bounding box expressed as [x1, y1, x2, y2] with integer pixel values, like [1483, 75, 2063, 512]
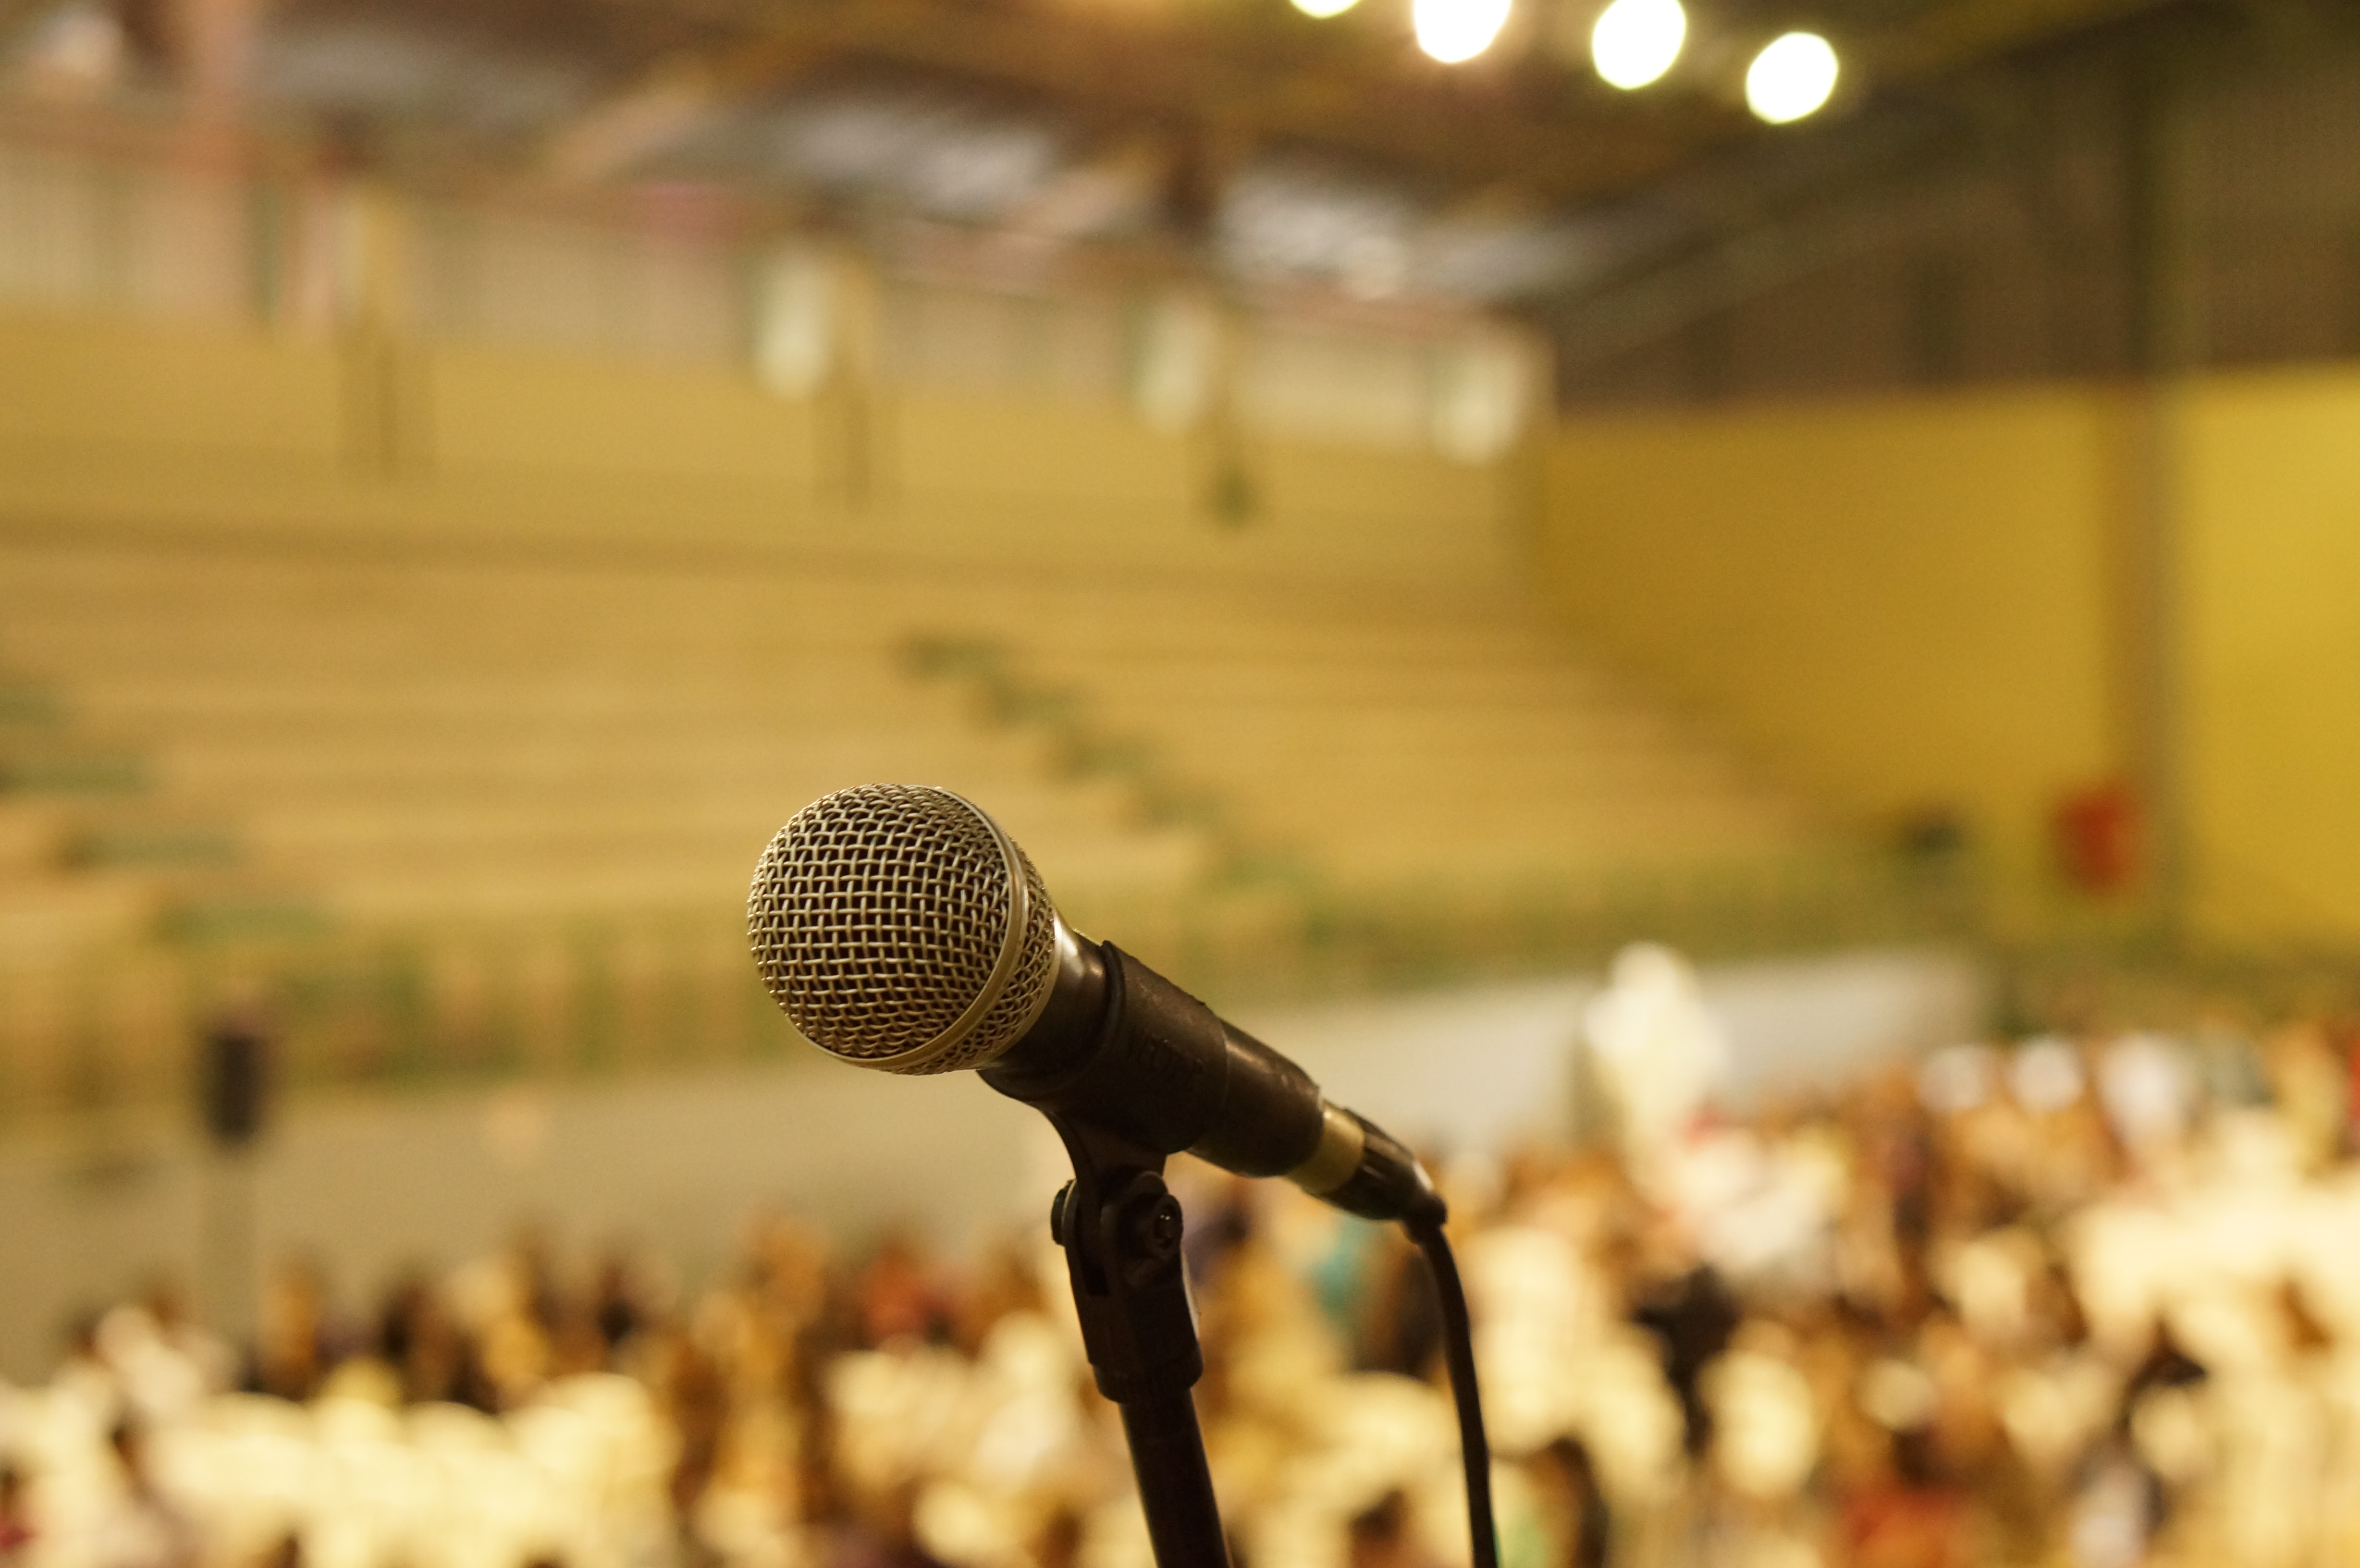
[9, 952, 2360, 1568]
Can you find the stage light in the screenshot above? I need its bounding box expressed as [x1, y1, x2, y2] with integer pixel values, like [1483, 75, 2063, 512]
[1414, 0, 1512, 64]
[1745, 31, 1838, 123]
[1292, 0, 1360, 19]
[1590, 0, 1684, 90]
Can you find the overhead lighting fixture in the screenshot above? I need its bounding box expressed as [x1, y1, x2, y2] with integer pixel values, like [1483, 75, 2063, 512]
[1414, 0, 1512, 63]
[1293, 0, 1361, 16]
[1589, 0, 1684, 90]
[1745, 31, 1838, 123]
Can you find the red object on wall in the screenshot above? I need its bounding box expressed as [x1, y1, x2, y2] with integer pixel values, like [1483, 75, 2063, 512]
[2053, 780, 2140, 894]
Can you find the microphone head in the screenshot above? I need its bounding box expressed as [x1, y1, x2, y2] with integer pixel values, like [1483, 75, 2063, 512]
[748, 784, 1061, 1075]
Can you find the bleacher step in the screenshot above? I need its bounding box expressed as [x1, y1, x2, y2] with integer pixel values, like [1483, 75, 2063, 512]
[0, 747, 151, 796]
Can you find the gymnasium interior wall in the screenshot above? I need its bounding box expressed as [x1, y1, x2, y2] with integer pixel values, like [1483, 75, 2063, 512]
[2177, 367, 2360, 947]
[1540, 368, 2360, 951]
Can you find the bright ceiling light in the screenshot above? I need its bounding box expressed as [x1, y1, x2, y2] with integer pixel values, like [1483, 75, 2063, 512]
[1590, 0, 1684, 90]
[1745, 31, 1838, 123]
[1414, 0, 1512, 64]
[1292, 0, 1359, 19]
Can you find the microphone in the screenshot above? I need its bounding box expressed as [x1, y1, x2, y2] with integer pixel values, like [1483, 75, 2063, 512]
[746, 783, 1445, 1226]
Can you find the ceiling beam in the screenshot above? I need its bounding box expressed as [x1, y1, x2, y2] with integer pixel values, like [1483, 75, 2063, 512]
[586, 0, 1724, 203]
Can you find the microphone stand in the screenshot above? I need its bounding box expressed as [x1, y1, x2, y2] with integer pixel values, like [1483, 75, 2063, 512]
[1045, 1115, 1230, 1568]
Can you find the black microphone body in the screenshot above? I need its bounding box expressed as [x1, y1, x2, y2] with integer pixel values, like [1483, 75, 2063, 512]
[981, 935, 1443, 1225]
[745, 782, 1444, 1227]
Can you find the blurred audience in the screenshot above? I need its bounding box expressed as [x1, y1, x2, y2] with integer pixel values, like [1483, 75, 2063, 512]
[0, 1463, 34, 1563]
[5, 993, 2360, 1568]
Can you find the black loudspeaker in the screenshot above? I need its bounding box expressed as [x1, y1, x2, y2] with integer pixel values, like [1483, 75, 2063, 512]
[199, 1020, 270, 1149]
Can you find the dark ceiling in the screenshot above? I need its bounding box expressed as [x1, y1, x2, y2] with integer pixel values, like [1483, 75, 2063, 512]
[1, 0, 2215, 303]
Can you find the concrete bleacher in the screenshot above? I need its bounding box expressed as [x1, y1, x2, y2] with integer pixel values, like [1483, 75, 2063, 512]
[903, 578, 1808, 894]
[0, 308, 1828, 1115]
[0, 541, 1216, 932]
[0, 542, 1807, 930]
[0, 542, 1820, 1105]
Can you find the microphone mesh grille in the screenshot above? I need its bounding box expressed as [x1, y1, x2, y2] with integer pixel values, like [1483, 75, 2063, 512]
[747, 783, 1057, 1075]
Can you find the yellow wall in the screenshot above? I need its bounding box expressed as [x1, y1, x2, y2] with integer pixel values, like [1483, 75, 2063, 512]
[2180, 369, 2360, 944]
[420, 344, 825, 543]
[1544, 389, 2126, 931]
[1547, 369, 2360, 950]
[0, 313, 346, 522]
[430, 346, 820, 490]
[0, 311, 1512, 585]
[0, 314, 344, 464]
[883, 389, 1515, 582]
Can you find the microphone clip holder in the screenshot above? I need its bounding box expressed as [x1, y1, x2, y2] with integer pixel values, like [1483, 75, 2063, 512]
[1045, 1113, 1231, 1568]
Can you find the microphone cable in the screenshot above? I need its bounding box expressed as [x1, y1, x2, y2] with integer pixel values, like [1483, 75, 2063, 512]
[1409, 1218, 1499, 1568]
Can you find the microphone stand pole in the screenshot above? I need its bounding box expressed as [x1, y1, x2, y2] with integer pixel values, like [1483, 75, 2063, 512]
[1045, 1116, 1230, 1568]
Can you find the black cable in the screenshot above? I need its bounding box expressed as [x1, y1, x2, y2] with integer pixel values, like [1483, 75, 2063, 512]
[1410, 1218, 1498, 1568]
